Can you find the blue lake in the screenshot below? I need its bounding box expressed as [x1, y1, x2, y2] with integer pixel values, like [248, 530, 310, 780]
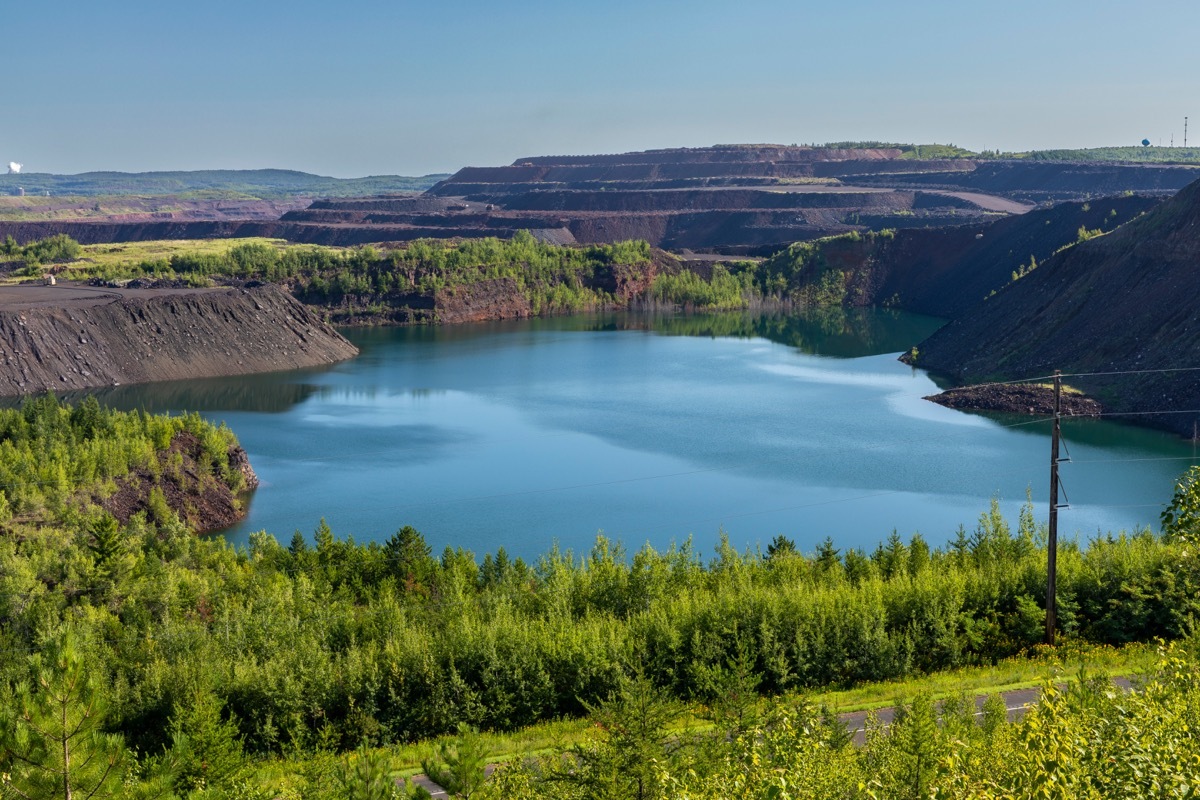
[85, 310, 1199, 560]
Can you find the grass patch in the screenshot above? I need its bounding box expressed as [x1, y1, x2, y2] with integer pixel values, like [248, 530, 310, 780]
[74, 237, 296, 270]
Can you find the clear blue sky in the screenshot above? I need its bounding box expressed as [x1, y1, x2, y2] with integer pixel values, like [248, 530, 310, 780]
[6, 0, 1197, 176]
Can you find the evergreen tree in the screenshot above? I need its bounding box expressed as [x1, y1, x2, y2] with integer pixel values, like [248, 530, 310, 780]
[86, 512, 129, 592]
[566, 674, 681, 800]
[766, 534, 797, 559]
[421, 724, 487, 799]
[0, 627, 130, 800]
[907, 533, 930, 577]
[814, 536, 841, 573]
[168, 691, 248, 794]
[385, 525, 436, 588]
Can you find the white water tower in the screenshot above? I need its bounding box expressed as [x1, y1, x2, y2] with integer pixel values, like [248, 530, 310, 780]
[6, 162, 22, 175]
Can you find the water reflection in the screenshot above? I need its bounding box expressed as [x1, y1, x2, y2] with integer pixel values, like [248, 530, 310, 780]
[584, 308, 945, 359]
[0, 374, 326, 414]
[343, 308, 945, 362]
[12, 309, 1190, 560]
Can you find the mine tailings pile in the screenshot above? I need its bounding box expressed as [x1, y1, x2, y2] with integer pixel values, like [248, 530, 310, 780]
[0, 283, 358, 396]
[911, 175, 1200, 437]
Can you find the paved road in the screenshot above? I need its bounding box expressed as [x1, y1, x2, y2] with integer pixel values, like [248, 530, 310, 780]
[843, 677, 1133, 744]
[409, 774, 450, 799]
[408, 678, 1134, 794]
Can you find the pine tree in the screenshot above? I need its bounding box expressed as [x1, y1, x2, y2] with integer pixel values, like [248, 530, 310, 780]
[814, 536, 841, 573]
[168, 691, 247, 794]
[421, 724, 487, 799]
[86, 512, 129, 592]
[0, 627, 129, 800]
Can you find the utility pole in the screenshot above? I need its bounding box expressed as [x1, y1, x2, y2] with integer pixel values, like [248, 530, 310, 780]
[1045, 370, 1061, 645]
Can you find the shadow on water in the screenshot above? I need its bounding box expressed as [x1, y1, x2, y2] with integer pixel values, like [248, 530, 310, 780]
[0, 373, 328, 414]
[603, 308, 946, 358]
[342, 308, 947, 360]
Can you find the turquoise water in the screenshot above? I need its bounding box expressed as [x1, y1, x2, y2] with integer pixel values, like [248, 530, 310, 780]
[83, 310, 1199, 560]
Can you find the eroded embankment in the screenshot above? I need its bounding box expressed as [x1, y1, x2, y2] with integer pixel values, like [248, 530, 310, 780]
[0, 283, 358, 395]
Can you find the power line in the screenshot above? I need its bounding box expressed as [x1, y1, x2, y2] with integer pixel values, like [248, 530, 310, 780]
[1075, 502, 1167, 510]
[1065, 455, 1200, 465]
[1095, 409, 1200, 418]
[1060, 366, 1200, 379]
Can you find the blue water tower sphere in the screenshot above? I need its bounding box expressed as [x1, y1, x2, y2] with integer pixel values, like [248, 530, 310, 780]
[1142, 139, 1151, 147]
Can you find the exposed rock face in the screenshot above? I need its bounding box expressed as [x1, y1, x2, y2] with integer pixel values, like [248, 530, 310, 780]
[228, 445, 260, 491]
[0, 283, 358, 395]
[434, 278, 532, 324]
[912, 176, 1200, 437]
[102, 431, 257, 533]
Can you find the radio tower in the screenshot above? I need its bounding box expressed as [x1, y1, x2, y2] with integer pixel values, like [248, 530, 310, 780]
[1185, 116, 1189, 148]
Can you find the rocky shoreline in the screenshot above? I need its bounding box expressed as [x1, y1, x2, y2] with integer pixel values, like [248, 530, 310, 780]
[924, 382, 1103, 416]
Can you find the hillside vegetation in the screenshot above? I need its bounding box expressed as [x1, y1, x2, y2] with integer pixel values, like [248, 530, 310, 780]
[26, 233, 659, 322]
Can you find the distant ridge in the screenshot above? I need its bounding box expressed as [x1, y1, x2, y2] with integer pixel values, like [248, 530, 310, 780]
[0, 169, 450, 198]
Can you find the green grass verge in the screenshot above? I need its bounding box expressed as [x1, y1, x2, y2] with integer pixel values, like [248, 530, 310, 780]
[242, 640, 1157, 790]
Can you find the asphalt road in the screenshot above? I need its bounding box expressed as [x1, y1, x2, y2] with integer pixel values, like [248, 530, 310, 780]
[409, 678, 1135, 795]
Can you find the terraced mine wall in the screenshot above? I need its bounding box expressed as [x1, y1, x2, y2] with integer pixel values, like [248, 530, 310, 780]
[850, 161, 1200, 202]
[0, 283, 358, 395]
[428, 158, 974, 193]
[512, 145, 906, 166]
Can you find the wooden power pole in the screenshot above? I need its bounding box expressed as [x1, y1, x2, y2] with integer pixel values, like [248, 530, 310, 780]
[1045, 371, 1061, 645]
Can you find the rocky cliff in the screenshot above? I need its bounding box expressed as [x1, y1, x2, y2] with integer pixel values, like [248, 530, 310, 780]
[0, 283, 358, 395]
[912, 176, 1200, 436]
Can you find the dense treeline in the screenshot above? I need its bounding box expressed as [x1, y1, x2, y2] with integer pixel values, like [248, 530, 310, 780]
[2, 500, 1197, 760]
[1023, 145, 1200, 163]
[647, 263, 755, 310]
[31, 231, 905, 319]
[0, 232, 82, 273]
[69, 231, 655, 320]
